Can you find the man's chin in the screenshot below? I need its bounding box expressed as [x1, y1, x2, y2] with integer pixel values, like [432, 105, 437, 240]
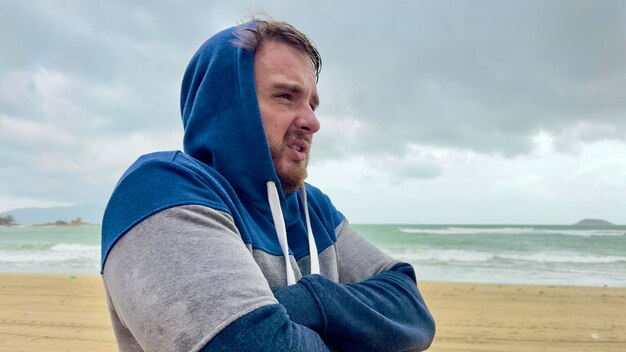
[277, 168, 307, 195]
[271, 152, 308, 194]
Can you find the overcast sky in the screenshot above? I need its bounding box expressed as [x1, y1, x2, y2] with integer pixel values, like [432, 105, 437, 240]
[1, 0, 625, 224]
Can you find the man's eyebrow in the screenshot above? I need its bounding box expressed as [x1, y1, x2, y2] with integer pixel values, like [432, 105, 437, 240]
[271, 82, 303, 94]
[271, 83, 320, 109]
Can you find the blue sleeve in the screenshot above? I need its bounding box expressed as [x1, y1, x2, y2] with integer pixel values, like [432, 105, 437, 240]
[201, 304, 333, 352]
[274, 263, 435, 352]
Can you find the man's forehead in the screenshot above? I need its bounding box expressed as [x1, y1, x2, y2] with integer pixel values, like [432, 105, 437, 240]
[256, 38, 319, 80]
[256, 41, 315, 71]
[255, 42, 318, 98]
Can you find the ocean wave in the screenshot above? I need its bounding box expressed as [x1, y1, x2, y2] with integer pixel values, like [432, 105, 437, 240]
[392, 249, 495, 263]
[0, 243, 100, 263]
[389, 249, 626, 264]
[50, 243, 100, 252]
[399, 227, 625, 237]
[0, 243, 57, 251]
[497, 252, 626, 264]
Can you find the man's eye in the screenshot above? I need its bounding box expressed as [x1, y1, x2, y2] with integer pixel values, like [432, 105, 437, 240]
[275, 93, 292, 101]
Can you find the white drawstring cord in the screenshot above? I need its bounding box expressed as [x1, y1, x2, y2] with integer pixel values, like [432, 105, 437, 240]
[300, 184, 319, 275]
[267, 181, 296, 285]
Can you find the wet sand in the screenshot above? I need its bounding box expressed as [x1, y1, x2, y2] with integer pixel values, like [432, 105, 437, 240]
[0, 273, 624, 351]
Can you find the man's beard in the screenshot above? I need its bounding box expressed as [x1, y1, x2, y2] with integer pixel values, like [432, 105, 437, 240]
[268, 132, 310, 195]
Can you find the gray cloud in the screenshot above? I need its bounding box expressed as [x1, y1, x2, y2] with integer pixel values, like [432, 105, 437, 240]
[306, 0, 626, 157]
[1, 0, 625, 212]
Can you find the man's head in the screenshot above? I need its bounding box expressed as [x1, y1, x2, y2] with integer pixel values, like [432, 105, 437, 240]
[234, 20, 321, 194]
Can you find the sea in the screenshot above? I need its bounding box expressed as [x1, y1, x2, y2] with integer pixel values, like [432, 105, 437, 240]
[1, 224, 625, 287]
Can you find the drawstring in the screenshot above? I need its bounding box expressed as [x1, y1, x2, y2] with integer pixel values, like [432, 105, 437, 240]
[267, 181, 296, 285]
[266, 181, 320, 286]
[299, 184, 320, 275]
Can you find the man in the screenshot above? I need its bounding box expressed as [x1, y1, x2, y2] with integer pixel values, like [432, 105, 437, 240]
[101, 19, 435, 351]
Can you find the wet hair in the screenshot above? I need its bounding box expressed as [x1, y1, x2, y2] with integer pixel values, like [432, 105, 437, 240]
[233, 17, 322, 81]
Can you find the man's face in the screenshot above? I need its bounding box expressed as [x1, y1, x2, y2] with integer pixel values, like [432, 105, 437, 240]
[254, 40, 320, 194]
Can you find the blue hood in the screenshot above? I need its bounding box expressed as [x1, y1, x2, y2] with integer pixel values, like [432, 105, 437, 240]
[181, 25, 283, 206]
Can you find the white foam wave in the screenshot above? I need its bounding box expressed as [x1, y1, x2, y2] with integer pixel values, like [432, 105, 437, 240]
[497, 252, 626, 264]
[388, 249, 626, 264]
[0, 243, 100, 263]
[399, 227, 625, 237]
[50, 243, 99, 252]
[392, 249, 494, 263]
[0, 243, 56, 251]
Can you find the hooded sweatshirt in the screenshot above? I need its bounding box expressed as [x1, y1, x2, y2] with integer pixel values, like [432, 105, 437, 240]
[101, 24, 435, 352]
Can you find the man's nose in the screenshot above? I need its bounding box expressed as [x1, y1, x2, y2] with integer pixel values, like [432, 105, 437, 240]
[294, 106, 320, 134]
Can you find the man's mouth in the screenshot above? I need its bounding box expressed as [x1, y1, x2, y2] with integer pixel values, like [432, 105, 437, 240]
[289, 144, 303, 152]
[287, 139, 309, 161]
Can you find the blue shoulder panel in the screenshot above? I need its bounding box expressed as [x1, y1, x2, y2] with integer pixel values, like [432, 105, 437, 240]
[101, 151, 232, 271]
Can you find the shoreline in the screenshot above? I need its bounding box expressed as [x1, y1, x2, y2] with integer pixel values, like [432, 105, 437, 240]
[1, 273, 625, 351]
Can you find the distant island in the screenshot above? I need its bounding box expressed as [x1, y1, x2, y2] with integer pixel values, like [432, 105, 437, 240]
[33, 217, 91, 227]
[0, 203, 105, 225]
[573, 219, 615, 226]
[0, 214, 16, 226]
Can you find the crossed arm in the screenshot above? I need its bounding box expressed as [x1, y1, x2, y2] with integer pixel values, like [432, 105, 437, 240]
[103, 205, 435, 352]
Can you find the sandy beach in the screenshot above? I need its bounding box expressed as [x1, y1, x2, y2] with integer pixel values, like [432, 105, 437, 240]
[0, 274, 624, 351]
[0, 274, 116, 352]
[420, 281, 626, 352]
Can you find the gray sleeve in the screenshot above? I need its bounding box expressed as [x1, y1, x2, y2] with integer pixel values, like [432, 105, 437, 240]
[105, 288, 144, 352]
[335, 219, 400, 283]
[102, 205, 278, 352]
